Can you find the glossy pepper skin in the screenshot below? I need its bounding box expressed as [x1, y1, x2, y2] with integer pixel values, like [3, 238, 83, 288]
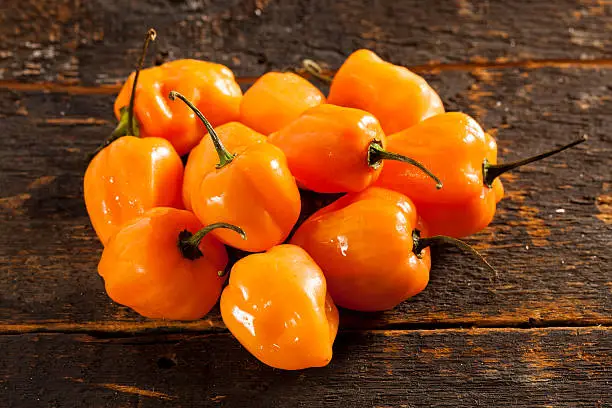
[240, 72, 326, 135]
[182, 122, 266, 211]
[327, 49, 444, 134]
[114, 59, 242, 155]
[291, 187, 431, 311]
[99, 207, 235, 320]
[221, 244, 339, 370]
[85, 30, 184, 245]
[376, 111, 587, 237]
[269, 104, 441, 193]
[374, 112, 504, 238]
[171, 92, 301, 252]
[84, 137, 184, 245]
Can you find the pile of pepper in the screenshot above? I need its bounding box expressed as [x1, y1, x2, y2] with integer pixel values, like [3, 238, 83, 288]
[85, 30, 586, 370]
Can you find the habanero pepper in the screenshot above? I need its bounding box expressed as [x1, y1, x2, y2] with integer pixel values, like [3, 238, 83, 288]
[113, 48, 242, 156]
[221, 244, 339, 370]
[84, 29, 184, 245]
[291, 187, 494, 312]
[375, 112, 587, 238]
[170, 92, 301, 252]
[303, 49, 444, 134]
[99, 207, 245, 320]
[182, 122, 266, 211]
[268, 103, 442, 193]
[240, 71, 325, 135]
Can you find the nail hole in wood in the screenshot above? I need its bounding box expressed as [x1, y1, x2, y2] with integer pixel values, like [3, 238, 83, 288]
[157, 356, 177, 369]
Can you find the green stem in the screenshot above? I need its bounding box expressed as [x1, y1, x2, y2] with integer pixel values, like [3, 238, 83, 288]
[127, 28, 157, 135]
[301, 59, 333, 84]
[412, 229, 497, 276]
[368, 141, 443, 189]
[178, 223, 246, 261]
[86, 107, 131, 162]
[168, 91, 235, 169]
[482, 136, 587, 188]
[86, 28, 156, 164]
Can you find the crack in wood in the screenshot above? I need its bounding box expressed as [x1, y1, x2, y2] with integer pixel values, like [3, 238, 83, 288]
[2, 58, 612, 95]
[0, 318, 610, 337]
[65, 377, 176, 400]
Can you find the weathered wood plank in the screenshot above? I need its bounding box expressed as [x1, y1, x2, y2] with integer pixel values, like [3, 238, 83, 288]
[1, 327, 610, 407]
[1, 0, 611, 84]
[1, 66, 610, 332]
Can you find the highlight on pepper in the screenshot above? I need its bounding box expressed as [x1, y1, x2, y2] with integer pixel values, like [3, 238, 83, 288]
[84, 29, 589, 370]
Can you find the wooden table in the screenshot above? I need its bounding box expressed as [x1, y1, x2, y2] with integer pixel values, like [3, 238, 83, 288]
[1, 1, 611, 406]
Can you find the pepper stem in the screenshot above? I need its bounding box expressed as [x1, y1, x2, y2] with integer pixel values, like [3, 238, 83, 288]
[482, 136, 587, 188]
[412, 229, 497, 275]
[86, 28, 156, 163]
[301, 59, 333, 84]
[127, 28, 157, 135]
[168, 91, 235, 169]
[178, 223, 246, 261]
[368, 141, 443, 189]
[86, 107, 131, 162]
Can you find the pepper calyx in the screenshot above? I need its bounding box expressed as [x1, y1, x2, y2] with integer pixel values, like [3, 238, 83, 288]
[411, 228, 497, 276]
[178, 229, 204, 260]
[482, 136, 587, 188]
[367, 141, 443, 189]
[178, 223, 247, 261]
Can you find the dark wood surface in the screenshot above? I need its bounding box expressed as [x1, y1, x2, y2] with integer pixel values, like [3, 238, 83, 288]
[2, 328, 611, 407]
[1, 1, 611, 407]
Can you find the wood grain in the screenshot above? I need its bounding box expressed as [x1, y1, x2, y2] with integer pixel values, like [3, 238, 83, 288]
[1, 0, 611, 84]
[1, 327, 610, 407]
[1, 66, 610, 334]
[1, 2, 611, 406]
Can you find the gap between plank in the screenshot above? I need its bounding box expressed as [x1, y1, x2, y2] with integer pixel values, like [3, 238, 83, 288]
[1, 58, 612, 95]
[0, 318, 609, 337]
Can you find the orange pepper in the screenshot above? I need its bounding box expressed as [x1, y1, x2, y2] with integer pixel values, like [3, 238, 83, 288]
[326, 49, 444, 134]
[240, 72, 325, 135]
[84, 29, 184, 245]
[170, 92, 301, 252]
[291, 187, 429, 311]
[99, 207, 245, 320]
[84, 137, 183, 245]
[375, 112, 587, 237]
[221, 244, 339, 370]
[182, 122, 266, 211]
[291, 187, 495, 312]
[268, 103, 441, 193]
[114, 56, 242, 156]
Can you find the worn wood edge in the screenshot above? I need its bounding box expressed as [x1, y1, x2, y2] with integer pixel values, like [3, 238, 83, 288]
[0, 320, 225, 335]
[1, 325, 609, 337]
[2, 58, 612, 95]
[355, 325, 612, 337]
[1, 317, 610, 336]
